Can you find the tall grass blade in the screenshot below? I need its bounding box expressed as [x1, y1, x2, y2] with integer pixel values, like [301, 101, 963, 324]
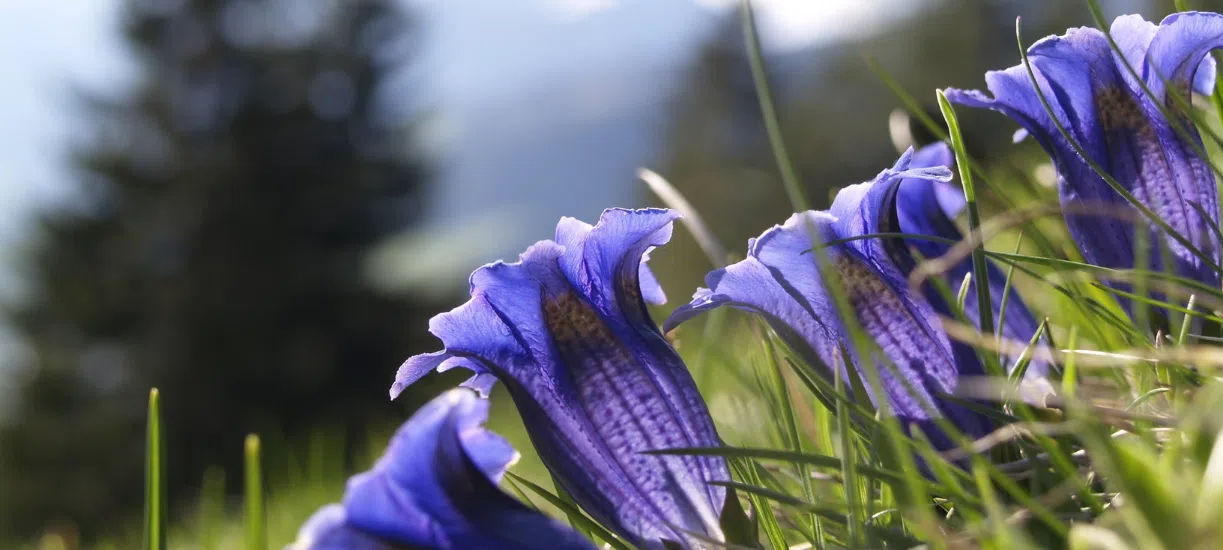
[938, 90, 995, 336]
[143, 388, 166, 550]
[244, 434, 266, 550]
[997, 231, 1024, 361]
[739, 0, 806, 211]
[834, 350, 862, 548]
[730, 457, 787, 550]
[551, 476, 595, 542]
[760, 332, 821, 546]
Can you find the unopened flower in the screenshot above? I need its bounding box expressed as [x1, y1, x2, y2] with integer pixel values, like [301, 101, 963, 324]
[290, 389, 596, 550]
[946, 12, 1223, 302]
[394, 209, 729, 549]
[667, 147, 1045, 449]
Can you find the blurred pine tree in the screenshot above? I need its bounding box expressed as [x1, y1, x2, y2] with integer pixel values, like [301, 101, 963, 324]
[0, 0, 438, 541]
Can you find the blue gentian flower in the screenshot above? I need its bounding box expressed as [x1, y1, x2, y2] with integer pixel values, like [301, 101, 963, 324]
[945, 12, 1223, 298]
[893, 144, 1048, 384]
[392, 209, 730, 549]
[667, 147, 1044, 450]
[289, 388, 596, 550]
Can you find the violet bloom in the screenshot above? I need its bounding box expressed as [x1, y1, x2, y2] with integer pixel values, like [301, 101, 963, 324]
[289, 389, 596, 550]
[894, 144, 1047, 383]
[946, 12, 1223, 298]
[393, 209, 729, 549]
[667, 148, 1043, 449]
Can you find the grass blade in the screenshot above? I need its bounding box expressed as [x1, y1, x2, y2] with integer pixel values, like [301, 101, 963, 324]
[505, 472, 633, 550]
[730, 457, 787, 549]
[760, 332, 821, 546]
[551, 476, 594, 542]
[938, 89, 994, 337]
[143, 388, 166, 550]
[739, 0, 807, 211]
[245, 434, 266, 550]
[198, 466, 226, 550]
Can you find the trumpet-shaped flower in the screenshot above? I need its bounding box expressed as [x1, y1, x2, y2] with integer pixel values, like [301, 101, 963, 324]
[946, 12, 1223, 297]
[289, 388, 596, 550]
[392, 208, 729, 549]
[667, 147, 1044, 450]
[894, 145, 1047, 383]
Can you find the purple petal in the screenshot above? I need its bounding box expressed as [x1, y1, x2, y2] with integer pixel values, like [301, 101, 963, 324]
[639, 248, 667, 306]
[908, 143, 966, 218]
[1140, 12, 1223, 99]
[1193, 54, 1216, 96]
[289, 505, 400, 550]
[669, 149, 1037, 449]
[674, 189, 991, 444]
[338, 389, 595, 549]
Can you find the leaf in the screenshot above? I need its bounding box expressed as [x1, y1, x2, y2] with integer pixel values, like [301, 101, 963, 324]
[719, 485, 760, 549]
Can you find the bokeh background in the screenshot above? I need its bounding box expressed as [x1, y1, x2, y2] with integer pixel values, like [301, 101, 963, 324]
[0, 0, 1167, 546]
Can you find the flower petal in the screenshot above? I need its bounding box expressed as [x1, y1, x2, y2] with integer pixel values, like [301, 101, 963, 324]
[289, 504, 402, 550]
[1137, 12, 1223, 99]
[343, 389, 595, 549]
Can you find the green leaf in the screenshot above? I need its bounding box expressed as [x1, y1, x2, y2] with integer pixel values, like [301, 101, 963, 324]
[738, 0, 806, 212]
[719, 485, 760, 548]
[760, 331, 820, 545]
[645, 445, 974, 502]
